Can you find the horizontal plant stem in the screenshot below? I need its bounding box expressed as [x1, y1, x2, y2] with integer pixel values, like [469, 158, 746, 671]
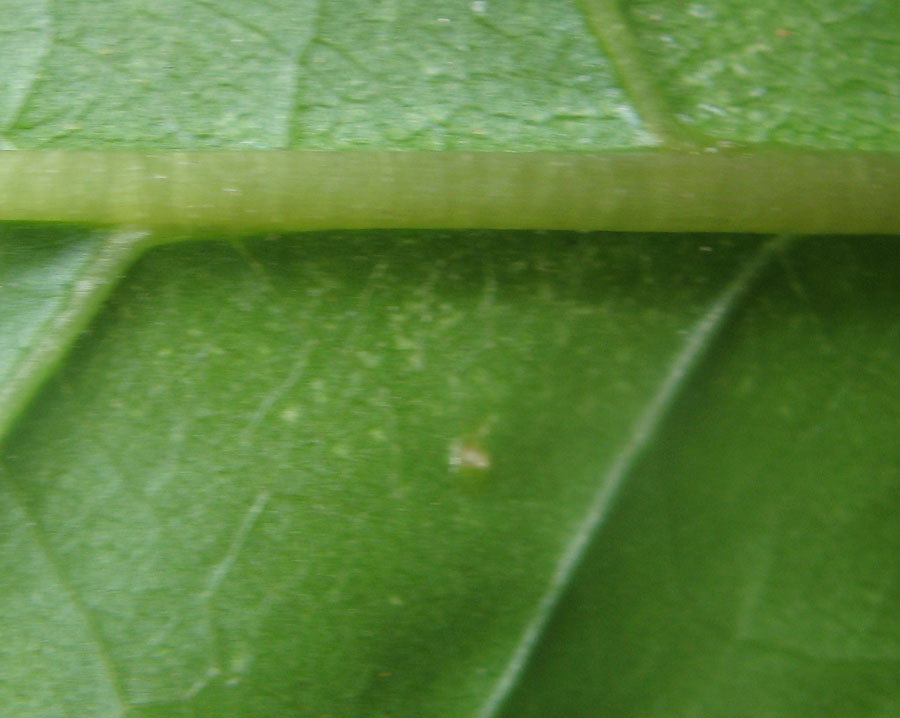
[1, 150, 898, 234]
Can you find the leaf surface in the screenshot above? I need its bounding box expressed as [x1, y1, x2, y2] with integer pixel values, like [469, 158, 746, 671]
[0, 1, 898, 716]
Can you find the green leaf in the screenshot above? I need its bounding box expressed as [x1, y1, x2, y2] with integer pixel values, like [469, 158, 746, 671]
[0, 227, 149, 440]
[498, 237, 900, 718]
[0, 0, 898, 716]
[1, 233, 784, 716]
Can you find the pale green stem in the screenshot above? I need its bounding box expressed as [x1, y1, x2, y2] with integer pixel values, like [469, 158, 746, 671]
[0, 150, 898, 234]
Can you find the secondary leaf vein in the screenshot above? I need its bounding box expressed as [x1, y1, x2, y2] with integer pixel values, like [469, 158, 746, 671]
[478, 233, 796, 717]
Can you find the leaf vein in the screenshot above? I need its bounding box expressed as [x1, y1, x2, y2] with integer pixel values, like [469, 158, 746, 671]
[478, 233, 796, 717]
